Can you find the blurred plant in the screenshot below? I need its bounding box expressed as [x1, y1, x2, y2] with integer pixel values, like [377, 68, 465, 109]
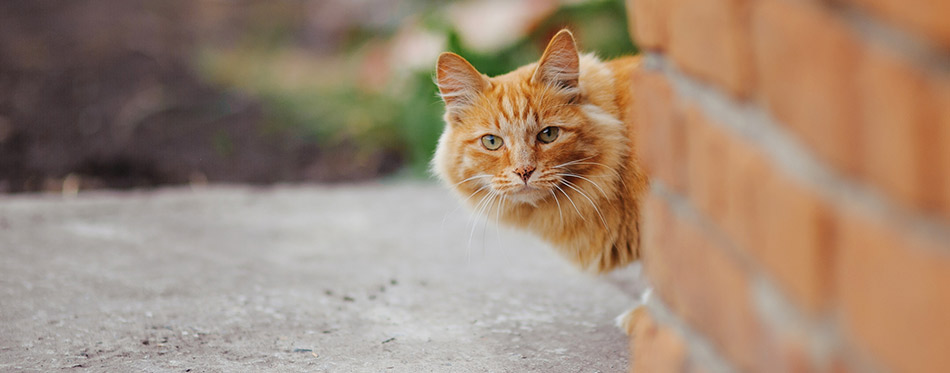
[195, 0, 636, 179]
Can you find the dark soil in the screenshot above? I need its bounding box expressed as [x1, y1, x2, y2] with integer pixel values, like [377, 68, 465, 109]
[0, 0, 402, 193]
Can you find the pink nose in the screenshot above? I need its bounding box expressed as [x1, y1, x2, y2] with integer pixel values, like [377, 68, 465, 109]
[513, 166, 535, 183]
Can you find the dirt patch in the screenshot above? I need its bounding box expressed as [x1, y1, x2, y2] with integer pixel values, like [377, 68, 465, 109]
[0, 0, 402, 193]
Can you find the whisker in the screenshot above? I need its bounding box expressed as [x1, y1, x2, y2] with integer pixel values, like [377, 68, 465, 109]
[451, 174, 492, 188]
[553, 155, 596, 169]
[553, 161, 626, 188]
[556, 173, 610, 199]
[461, 184, 492, 204]
[560, 161, 622, 176]
[468, 190, 496, 249]
[562, 179, 610, 232]
[554, 161, 621, 177]
[441, 183, 491, 232]
[466, 191, 491, 245]
[493, 195, 514, 263]
[554, 184, 585, 222]
[549, 190, 564, 225]
[481, 192, 499, 254]
[494, 194, 505, 247]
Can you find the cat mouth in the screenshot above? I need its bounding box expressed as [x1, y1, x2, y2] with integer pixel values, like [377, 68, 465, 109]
[501, 184, 548, 202]
[510, 184, 542, 193]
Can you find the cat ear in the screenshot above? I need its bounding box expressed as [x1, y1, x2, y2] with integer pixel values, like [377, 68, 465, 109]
[533, 29, 580, 95]
[436, 52, 487, 109]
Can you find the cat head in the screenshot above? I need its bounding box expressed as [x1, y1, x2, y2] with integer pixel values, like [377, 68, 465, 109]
[432, 29, 616, 207]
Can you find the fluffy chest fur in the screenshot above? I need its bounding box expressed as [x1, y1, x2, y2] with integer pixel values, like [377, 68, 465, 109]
[432, 30, 646, 273]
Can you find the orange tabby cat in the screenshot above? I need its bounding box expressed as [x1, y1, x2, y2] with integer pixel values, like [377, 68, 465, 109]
[432, 29, 646, 273]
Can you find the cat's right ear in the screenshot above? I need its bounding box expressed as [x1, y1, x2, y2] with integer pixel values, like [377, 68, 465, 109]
[436, 52, 487, 110]
[533, 29, 580, 94]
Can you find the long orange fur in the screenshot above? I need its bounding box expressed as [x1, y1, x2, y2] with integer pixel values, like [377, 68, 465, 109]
[432, 30, 646, 273]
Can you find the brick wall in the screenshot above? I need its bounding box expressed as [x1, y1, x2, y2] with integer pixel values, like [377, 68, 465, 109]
[624, 0, 950, 371]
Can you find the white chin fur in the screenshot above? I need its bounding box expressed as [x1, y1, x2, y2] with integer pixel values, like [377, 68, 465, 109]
[504, 189, 546, 206]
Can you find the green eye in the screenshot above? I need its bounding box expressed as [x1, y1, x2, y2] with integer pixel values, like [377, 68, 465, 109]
[481, 134, 503, 150]
[537, 126, 560, 143]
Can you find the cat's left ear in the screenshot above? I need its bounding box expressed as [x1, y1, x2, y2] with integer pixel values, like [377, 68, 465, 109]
[533, 29, 580, 95]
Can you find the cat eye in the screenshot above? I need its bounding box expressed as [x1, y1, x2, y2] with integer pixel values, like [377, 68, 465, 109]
[481, 134, 503, 150]
[537, 126, 560, 143]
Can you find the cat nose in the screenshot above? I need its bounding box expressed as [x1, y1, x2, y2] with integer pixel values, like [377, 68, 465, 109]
[513, 166, 536, 183]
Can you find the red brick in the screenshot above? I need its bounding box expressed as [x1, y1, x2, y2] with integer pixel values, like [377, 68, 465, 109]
[842, 0, 950, 48]
[752, 0, 862, 175]
[720, 129, 771, 265]
[627, 0, 669, 50]
[680, 105, 772, 256]
[836, 211, 950, 373]
[858, 44, 944, 214]
[829, 357, 857, 373]
[628, 307, 688, 373]
[667, 0, 754, 97]
[777, 335, 817, 373]
[682, 107, 808, 288]
[632, 68, 688, 192]
[684, 363, 712, 373]
[760, 171, 835, 314]
[641, 193, 766, 372]
[641, 192, 675, 295]
[939, 77, 950, 221]
[684, 105, 730, 223]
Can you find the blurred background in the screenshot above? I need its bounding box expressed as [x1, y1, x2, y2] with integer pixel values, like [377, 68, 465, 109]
[0, 0, 636, 194]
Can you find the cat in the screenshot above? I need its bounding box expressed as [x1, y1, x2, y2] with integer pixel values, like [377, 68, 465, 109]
[432, 29, 647, 274]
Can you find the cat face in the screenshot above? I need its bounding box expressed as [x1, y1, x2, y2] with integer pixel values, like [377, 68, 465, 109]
[435, 78, 599, 205]
[433, 30, 605, 206]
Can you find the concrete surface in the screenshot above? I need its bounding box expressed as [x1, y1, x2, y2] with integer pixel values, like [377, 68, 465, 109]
[0, 183, 645, 372]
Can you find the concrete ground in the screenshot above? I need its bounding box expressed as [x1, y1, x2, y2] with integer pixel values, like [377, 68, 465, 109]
[0, 183, 645, 372]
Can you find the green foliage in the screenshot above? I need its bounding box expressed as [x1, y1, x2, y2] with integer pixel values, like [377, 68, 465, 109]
[258, 86, 403, 149]
[195, 0, 637, 179]
[398, 71, 446, 176]
[440, 0, 636, 75]
[212, 130, 235, 157]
